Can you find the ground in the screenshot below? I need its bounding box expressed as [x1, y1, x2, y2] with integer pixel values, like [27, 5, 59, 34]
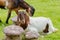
[0, 0, 60, 40]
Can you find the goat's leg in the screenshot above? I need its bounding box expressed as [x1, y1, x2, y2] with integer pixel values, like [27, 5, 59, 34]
[6, 9, 12, 24]
[48, 18, 58, 33]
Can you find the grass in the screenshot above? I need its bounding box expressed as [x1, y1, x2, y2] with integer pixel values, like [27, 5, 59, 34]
[0, 0, 60, 40]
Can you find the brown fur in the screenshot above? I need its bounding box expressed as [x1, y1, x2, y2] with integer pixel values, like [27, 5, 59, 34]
[16, 11, 30, 30]
[43, 24, 49, 33]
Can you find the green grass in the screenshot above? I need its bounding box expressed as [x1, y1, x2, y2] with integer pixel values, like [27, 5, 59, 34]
[0, 0, 60, 40]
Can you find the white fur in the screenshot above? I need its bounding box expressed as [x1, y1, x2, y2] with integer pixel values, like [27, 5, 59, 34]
[26, 17, 57, 34]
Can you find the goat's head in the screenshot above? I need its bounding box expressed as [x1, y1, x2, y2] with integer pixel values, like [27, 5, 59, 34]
[16, 10, 30, 30]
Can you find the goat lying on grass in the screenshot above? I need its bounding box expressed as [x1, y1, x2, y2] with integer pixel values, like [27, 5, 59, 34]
[26, 17, 58, 34]
[11, 10, 58, 35]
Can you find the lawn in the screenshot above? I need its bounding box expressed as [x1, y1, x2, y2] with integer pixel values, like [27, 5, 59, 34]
[0, 0, 60, 40]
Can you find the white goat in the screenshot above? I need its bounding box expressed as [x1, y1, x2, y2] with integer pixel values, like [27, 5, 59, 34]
[26, 17, 57, 34]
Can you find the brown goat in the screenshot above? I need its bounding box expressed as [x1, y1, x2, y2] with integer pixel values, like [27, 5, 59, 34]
[0, 0, 35, 23]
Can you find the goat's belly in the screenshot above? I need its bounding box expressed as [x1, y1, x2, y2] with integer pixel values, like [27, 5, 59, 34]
[28, 17, 49, 32]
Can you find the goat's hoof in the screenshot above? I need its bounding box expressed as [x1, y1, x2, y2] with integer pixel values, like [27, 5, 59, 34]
[0, 20, 2, 22]
[6, 22, 8, 24]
